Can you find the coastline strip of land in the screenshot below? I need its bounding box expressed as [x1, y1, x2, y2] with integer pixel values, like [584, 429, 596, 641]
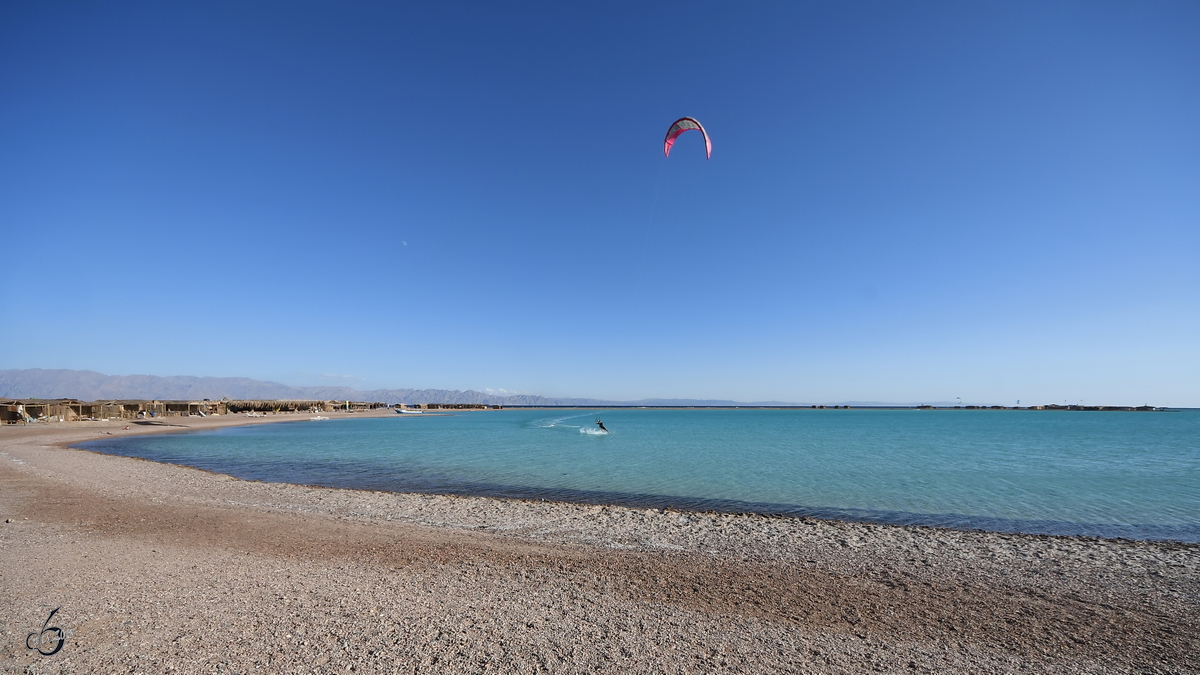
[2, 412, 1197, 673]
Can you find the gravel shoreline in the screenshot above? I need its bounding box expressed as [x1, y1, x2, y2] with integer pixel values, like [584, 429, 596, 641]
[2, 414, 1198, 673]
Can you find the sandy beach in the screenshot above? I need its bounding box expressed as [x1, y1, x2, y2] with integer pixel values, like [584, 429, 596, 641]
[1, 413, 1197, 674]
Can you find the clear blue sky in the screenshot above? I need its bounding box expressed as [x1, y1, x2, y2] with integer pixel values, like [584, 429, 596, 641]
[2, 1, 1197, 405]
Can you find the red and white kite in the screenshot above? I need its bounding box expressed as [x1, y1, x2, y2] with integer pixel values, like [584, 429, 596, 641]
[663, 117, 711, 159]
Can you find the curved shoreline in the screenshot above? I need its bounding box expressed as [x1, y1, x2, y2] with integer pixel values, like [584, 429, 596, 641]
[3, 414, 1199, 672]
[71, 411, 1200, 545]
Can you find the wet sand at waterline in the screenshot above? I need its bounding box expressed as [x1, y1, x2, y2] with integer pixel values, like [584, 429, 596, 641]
[1, 413, 1197, 673]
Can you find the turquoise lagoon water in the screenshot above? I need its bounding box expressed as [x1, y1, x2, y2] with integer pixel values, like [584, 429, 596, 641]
[77, 409, 1200, 542]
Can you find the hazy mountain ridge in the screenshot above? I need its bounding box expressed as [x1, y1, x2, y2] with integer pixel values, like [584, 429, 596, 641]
[0, 369, 955, 407]
[0, 370, 775, 406]
[0, 369, 565, 406]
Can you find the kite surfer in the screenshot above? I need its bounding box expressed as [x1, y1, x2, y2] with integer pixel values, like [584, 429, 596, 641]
[595, 419, 609, 433]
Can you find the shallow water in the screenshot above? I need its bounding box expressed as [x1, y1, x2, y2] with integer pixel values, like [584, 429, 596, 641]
[78, 408, 1200, 542]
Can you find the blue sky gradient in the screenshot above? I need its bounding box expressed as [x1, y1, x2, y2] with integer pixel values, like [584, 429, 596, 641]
[2, 1, 1197, 405]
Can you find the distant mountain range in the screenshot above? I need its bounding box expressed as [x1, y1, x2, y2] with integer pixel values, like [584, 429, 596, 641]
[0, 368, 797, 406]
[0, 368, 960, 407]
[0, 368, 552, 405]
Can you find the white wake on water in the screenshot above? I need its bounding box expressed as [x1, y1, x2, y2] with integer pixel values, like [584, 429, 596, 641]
[531, 413, 610, 435]
[533, 413, 593, 430]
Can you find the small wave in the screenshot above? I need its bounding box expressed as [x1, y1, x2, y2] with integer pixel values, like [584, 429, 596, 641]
[579, 428, 609, 436]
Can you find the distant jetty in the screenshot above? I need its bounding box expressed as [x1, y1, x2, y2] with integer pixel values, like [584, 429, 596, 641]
[915, 404, 1166, 411]
[502, 404, 1171, 411]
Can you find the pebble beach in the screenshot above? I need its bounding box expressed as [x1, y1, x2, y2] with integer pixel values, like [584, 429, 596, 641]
[2, 413, 1197, 673]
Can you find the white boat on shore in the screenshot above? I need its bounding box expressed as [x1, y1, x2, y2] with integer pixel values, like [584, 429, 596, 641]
[396, 408, 424, 414]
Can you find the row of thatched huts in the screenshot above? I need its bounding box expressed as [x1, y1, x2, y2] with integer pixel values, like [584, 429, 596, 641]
[0, 398, 386, 424]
